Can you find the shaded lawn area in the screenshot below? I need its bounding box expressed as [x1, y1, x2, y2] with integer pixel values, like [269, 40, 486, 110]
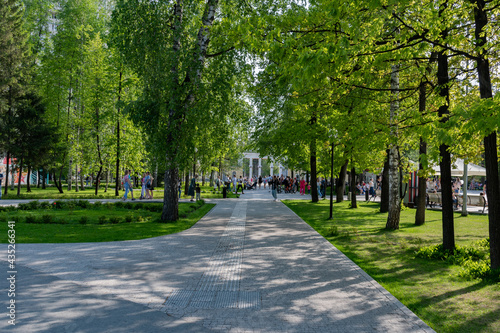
[0, 201, 215, 243]
[1, 184, 239, 200]
[283, 199, 500, 333]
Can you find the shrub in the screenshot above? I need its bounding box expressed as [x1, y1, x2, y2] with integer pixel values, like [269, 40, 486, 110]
[77, 200, 91, 209]
[324, 226, 339, 237]
[18, 203, 30, 210]
[98, 215, 107, 224]
[124, 215, 133, 223]
[109, 216, 120, 224]
[79, 216, 89, 225]
[416, 241, 489, 265]
[28, 201, 40, 210]
[124, 202, 133, 209]
[25, 215, 39, 224]
[133, 203, 144, 210]
[459, 259, 491, 280]
[93, 201, 103, 209]
[114, 201, 124, 208]
[41, 214, 56, 224]
[65, 201, 76, 210]
[52, 201, 65, 209]
[39, 201, 52, 210]
[103, 202, 114, 210]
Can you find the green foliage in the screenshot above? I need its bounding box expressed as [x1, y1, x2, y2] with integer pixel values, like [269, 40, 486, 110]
[24, 214, 38, 224]
[79, 216, 89, 225]
[458, 259, 492, 281]
[0, 202, 215, 243]
[98, 215, 107, 224]
[323, 225, 339, 237]
[416, 241, 489, 264]
[109, 216, 120, 224]
[416, 239, 495, 280]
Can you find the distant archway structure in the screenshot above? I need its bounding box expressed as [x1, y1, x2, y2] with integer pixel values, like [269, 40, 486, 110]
[242, 152, 284, 178]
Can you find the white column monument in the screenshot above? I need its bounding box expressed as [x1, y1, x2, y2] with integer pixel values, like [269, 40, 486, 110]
[258, 158, 262, 177]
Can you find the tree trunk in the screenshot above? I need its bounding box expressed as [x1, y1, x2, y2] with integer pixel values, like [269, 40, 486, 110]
[350, 166, 357, 209]
[336, 160, 348, 203]
[380, 150, 390, 213]
[310, 139, 318, 203]
[57, 166, 64, 193]
[415, 138, 427, 226]
[386, 64, 401, 230]
[37, 168, 41, 188]
[415, 79, 427, 225]
[473, 0, 500, 269]
[80, 171, 84, 190]
[437, 8, 455, 250]
[154, 162, 158, 187]
[42, 168, 46, 189]
[17, 161, 23, 197]
[386, 146, 401, 229]
[75, 163, 79, 192]
[115, 70, 122, 197]
[26, 165, 31, 193]
[105, 168, 109, 192]
[4, 152, 10, 196]
[94, 107, 104, 196]
[161, 168, 179, 221]
[184, 172, 189, 195]
[67, 158, 72, 191]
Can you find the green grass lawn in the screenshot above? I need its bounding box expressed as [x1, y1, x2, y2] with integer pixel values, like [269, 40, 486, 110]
[0, 201, 215, 243]
[283, 199, 500, 333]
[1, 184, 239, 199]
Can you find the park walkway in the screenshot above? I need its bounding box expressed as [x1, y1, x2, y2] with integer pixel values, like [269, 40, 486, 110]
[1, 189, 434, 332]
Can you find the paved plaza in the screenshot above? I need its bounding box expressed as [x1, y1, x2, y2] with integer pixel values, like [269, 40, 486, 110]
[1, 189, 435, 332]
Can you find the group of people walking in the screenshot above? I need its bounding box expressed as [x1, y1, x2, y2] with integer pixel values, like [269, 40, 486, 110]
[122, 170, 154, 201]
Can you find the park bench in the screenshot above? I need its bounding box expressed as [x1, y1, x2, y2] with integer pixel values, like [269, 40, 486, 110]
[428, 193, 487, 213]
[427, 192, 441, 208]
[466, 194, 488, 213]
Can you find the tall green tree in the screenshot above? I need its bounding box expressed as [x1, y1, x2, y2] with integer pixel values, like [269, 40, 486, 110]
[0, 0, 30, 196]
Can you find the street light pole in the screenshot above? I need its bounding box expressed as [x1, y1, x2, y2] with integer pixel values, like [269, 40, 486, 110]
[329, 141, 334, 220]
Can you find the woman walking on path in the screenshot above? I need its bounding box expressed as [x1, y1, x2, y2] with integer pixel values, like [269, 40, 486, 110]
[300, 178, 306, 195]
[122, 170, 135, 201]
[188, 175, 196, 201]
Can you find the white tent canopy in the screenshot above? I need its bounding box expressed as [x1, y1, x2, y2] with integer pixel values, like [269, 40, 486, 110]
[432, 158, 486, 177]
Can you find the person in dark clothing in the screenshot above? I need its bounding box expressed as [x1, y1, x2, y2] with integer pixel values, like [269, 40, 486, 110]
[271, 175, 279, 201]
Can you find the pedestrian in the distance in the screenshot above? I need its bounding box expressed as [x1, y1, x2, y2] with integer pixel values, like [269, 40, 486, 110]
[122, 170, 135, 201]
[188, 175, 196, 201]
[300, 178, 305, 195]
[271, 175, 279, 201]
[140, 172, 146, 200]
[196, 183, 201, 201]
[145, 172, 152, 199]
[236, 176, 244, 194]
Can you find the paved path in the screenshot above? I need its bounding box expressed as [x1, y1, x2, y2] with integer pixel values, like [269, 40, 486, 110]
[1, 189, 434, 332]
